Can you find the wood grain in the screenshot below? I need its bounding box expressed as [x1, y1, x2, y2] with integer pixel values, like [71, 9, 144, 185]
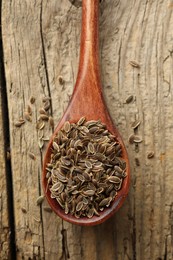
[1, 0, 173, 259]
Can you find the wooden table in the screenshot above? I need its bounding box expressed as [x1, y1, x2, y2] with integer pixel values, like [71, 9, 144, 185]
[1, 0, 173, 259]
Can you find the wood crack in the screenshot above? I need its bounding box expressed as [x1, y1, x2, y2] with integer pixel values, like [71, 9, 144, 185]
[60, 222, 70, 260]
[39, 0, 53, 115]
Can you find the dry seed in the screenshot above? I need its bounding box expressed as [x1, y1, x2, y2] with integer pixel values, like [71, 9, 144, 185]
[29, 96, 36, 104]
[14, 120, 25, 127]
[43, 206, 52, 212]
[76, 201, 84, 212]
[129, 60, 140, 68]
[36, 120, 45, 130]
[58, 75, 65, 85]
[39, 108, 47, 114]
[49, 116, 54, 128]
[133, 135, 143, 143]
[87, 208, 94, 218]
[51, 182, 62, 192]
[24, 111, 32, 122]
[46, 117, 127, 218]
[43, 100, 51, 111]
[38, 129, 44, 139]
[147, 151, 154, 159]
[36, 195, 45, 205]
[83, 190, 95, 196]
[131, 120, 141, 129]
[65, 202, 69, 214]
[42, 96, 51, 103]
[125, 95, 134, 104]
[27, 105, 32, 115]
[110, 190, 117, 199]
[76, 174, 85, 182]
[28, 152, 36, 160]
[56, 172, 67, 183]
[85, 160, 92, 169]
[21, 207, 27, 213]
[108, 176, 121, 184]
[52, 142, 60, 152]
[42, 137, 50, 141]
[61, 157, 71, 166]
[88, 142, 95, 154]
[39, 114, 49, 121]
[64, 121, 71, 133]
[77, 116, 86, 125]
[38, 138, 44, 149]
[135, 157, 140, 166]
[99, 197, 110, 207]
[128, 134, 135, 144]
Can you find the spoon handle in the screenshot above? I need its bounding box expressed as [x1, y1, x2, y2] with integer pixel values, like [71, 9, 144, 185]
[74, 0, 101, 93]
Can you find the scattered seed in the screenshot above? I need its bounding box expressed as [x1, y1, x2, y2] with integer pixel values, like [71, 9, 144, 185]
[27, 105, 32, 115]
[42, 137, 50, 141]
[14, 119, 25, 127]
[128, 134, 135, 144]
[135, 157, 140, 166]
[133, 135, 143, 143]
[39, 114, 49, 121]
[147, 151, 154, 159]
[129, 60, 140, 68]
[43, 101, 50, 111]
[36, 195, 45, 205]
[49, 116, 54, 128]
[42, 96, 51, 103]
[24, 111, 32, 122]
[131, 120, 141, 129]
[58, 75, 65, 85]
[36, 120, 45, 130]
[29, 96, 36, 104]
[43, 206, 52, 212]
[21, 207, 27, 213]
[28, 152, 36, 160]
[125, 95, 134, 104]
[38, 138, 44, 149]
[39, 108, 47, 115]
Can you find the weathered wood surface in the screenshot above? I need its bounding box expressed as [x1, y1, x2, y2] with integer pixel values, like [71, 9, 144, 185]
[1, 0, 173, 259]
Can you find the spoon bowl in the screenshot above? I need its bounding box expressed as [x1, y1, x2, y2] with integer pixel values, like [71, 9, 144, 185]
[42, 0, 130, 226]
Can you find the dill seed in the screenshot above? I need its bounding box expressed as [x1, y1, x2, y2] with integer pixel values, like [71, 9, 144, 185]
[14, 119, 25, 127]
[28, 152, 36, 160]
[147, 151, 154, 159]
[29, 96, 36, 104]
[131, 120, 141, 129]
[36, 195, 45, 205]
[58, 76, 65, 85]
[125, 95, 134, 104]
[45, 117, 127, 219]
[129, 60, 140, 68]
[24, 111, 32, 122]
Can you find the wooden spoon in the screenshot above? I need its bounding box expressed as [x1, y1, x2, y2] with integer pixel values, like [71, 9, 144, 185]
[42, 0, 130, 226]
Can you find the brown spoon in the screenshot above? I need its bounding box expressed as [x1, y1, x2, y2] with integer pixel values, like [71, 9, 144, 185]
[42, 0, 130, 226]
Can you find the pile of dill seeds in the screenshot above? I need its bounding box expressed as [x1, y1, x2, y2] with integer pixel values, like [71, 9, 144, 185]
[46, 117, 127, 218]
